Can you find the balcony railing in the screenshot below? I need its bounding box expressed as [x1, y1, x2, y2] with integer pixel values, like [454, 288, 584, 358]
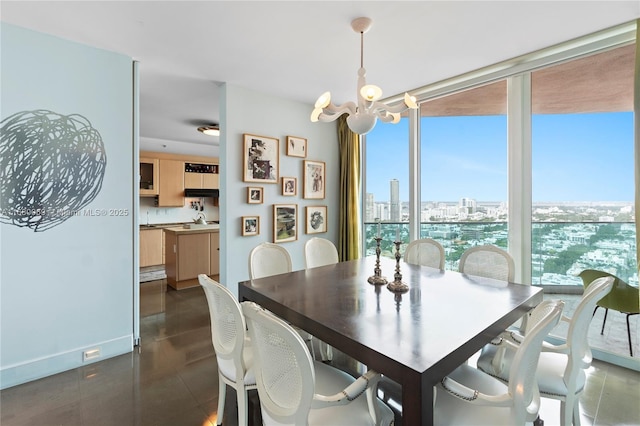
[364, 221, 638, 287]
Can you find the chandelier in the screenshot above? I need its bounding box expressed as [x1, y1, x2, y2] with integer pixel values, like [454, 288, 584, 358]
[310, 17, 418, 135]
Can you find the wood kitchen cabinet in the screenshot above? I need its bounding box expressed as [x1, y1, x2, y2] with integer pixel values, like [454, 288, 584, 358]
[140, 228, 163, 267]
[139, 158, 159, 196]
[184, 163, 218, 189]
[158, 159, 184, 207]
[164, 228, 220, 289]
[210, 232, 220, 275]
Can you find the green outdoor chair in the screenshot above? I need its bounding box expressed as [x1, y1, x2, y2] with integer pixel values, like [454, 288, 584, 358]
[578, 269, 639, 357]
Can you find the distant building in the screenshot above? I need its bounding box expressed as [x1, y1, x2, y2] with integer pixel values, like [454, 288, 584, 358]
[365, 193, 375, 222]
[460, 197, 476, 214]
[390, 179, 400, 222]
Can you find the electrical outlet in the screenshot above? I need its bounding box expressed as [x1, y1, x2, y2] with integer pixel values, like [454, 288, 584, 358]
[83, 348, 100, 361]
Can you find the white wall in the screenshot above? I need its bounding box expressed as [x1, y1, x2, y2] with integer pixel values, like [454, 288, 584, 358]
[220, 84, 339, 296]
[0, 24, 134, 388]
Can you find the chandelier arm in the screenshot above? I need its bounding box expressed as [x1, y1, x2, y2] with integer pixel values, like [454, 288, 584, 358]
[323, 101, 357, 115]
[376, 111, 396, 123]
[317, 102, 357, 122]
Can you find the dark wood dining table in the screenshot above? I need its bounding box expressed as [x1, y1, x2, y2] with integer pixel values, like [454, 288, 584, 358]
[238, 256, 543, 425]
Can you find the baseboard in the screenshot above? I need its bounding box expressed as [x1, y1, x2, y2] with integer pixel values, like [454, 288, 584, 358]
[0, 335, 133, 390]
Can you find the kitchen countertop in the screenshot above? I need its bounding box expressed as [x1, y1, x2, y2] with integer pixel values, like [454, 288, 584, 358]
[140, 221, 219, 231]
[163, 224, 220, 234]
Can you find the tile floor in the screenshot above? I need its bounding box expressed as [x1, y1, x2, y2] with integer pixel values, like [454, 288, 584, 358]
[1, 279, 639, 426]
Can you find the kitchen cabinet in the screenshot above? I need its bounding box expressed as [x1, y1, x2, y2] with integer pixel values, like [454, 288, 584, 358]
[164, 227, 220, 289]
[210, 232, 220, 275]
[139, 158, 159, 196]
[158, 159, 184, 207]
[140, 228, 163, 267]
[184, 163, 218, 189]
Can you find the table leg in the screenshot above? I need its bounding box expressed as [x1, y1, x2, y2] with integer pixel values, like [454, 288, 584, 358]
[402, 374, 433, 425]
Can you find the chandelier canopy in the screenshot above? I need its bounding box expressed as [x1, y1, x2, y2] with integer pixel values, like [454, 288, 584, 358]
[310, 17, 418, 135]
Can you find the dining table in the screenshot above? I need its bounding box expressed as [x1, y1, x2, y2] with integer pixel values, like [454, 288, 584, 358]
[238, 256, 543, 425]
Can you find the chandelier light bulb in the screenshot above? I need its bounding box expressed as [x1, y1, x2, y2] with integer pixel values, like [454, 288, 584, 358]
[361, 85, 383, 102]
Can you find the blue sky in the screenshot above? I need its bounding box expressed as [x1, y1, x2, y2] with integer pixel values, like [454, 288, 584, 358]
[366, 112, 634, 203]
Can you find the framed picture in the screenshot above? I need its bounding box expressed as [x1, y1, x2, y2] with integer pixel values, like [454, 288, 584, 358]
[281, 177, 297, 196]
[242, 216, 260, 236]
[247, 186, 263, 204]
[286, 135, 307, 158]
[243, 133, 279, 183]
[273, 204, 297, 243]
[306, 206, 327, 234]
[303, 160, 325, 199]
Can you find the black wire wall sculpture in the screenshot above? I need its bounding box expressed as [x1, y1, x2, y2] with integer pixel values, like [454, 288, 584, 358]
[0, 110, 107, 232]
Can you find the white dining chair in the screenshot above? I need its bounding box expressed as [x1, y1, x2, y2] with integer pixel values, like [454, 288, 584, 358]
[248, 242, 292, 280]
[303, 237, 339, 361]
[304, 237, 339, 269]
[458, 244, 515, 282]
[433, 299, 564, 425]
[404, 238, 445, 269]
[248, 242, 315, 359]
[198, 274, 256, 426]
[242, 301, 395, 426]
[476, 276, 614, 426]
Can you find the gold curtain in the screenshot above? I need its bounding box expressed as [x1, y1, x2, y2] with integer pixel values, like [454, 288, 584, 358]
[337, 115, 362, 261]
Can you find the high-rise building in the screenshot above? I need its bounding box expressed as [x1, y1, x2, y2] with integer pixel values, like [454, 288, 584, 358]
[365, 193, 375, 222]
[390, 179, 400, 222]
[460, 197, 476, 214]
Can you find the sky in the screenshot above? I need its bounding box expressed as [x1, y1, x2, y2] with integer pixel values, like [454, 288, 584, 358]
[366, 112, 634, 203]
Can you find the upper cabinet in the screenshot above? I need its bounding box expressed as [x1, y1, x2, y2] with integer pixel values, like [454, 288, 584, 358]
[184, 163, 219, 189]
[158, 159, 185, 207]
[139, 157, 159, 196]
[140, 151, 219, 206]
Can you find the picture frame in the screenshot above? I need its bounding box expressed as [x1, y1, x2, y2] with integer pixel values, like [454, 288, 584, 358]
[273, 204, 297, 243]
[243, 133, 279, 183]
[281, 177, 297, 196]
[242, 216, 260, 236]
[247, 186, 264, 204]
[306, 206, 327, 234]
[286, 135, 307, 158]
[303, 160, 325, 199]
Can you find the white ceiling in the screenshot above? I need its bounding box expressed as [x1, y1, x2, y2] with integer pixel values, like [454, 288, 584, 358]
[2, 1, 639, 152]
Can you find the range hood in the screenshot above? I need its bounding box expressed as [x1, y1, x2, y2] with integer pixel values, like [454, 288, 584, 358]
[184, 188, 219, 198]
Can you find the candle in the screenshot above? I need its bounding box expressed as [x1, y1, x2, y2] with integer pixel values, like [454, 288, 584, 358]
[396, 227, 400, 242]
[377, 222, 381, 238]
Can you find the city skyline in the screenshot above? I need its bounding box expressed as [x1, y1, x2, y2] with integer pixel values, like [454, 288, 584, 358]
[366, 112, 634, 203]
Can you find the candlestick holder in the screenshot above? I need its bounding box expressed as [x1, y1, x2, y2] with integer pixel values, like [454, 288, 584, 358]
[387, 240, 408, 293]
[367, 237, 388, 285]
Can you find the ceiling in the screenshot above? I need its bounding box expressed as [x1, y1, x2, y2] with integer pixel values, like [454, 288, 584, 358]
[1, 1, 638, 155]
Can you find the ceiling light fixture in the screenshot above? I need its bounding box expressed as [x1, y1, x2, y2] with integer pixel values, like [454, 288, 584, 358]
[310, 17, 418, 135]
[197, 125, 220, 137]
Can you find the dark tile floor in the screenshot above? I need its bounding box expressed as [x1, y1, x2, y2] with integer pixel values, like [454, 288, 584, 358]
[1, 279, 639, 425]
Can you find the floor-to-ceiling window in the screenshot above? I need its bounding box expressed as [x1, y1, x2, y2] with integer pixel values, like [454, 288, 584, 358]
[531, 45, 637, 290]
[364, 119, 409, 257]
[420, 81, 508, 270]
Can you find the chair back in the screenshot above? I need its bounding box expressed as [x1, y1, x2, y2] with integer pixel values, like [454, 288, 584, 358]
[459, 245, 515, 282]
[508, 299, 564, 423]
[578, 269, 639, 314]
[404, 238, 445, 269]
[242, 301, 315, 426]
[569, 276, 615, 366]
[198, 274, 249, 382]
[249, 242, 292, 279]
[304, 237, 339, 269]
